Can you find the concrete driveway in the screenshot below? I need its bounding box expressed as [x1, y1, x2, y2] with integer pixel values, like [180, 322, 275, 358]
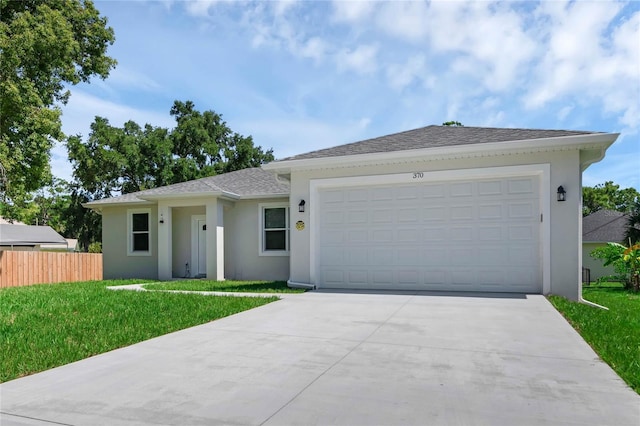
[1, 291, 638, 426]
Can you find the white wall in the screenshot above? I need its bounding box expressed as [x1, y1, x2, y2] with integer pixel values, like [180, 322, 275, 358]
[582, 242, 617, 281]
[224, 198, 290, 281]
[101, 205, 158, 280]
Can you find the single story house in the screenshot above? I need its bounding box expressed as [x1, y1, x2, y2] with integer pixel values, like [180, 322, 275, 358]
[85, 125, 618, 300]
[0, 224, 68, 251]
[582, 209, 631, 280]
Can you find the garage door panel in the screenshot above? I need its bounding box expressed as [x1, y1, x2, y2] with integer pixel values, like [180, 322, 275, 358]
[423, 207, 447, 221]
[372, 208, 394, 223]
[317, 176, 541, 293]
[424, 227, 447, 241]
[450, 182, 473, 197]
[478, 204, 503, 220]
[478, 225, 503, 241]
[450, 270, 475, 286]
[508, 178, 534, 194]
[397, 229, 419, 243]
[508, 225, 536, 240]
[450, 205, 474, 220]
[348, 210, 368, 224]
[478, 180, 503, 196]
[423, 184, 446, 198]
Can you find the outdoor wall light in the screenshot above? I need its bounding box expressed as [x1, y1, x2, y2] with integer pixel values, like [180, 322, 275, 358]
[298, 200, 306, 212]
[557, 186, 566, 202]
[159, 214, 165, 224]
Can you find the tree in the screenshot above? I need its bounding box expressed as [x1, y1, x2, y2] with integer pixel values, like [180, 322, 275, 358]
[442, 121, 463, 126]
[66, 100, 274, 248]
[0, 0, 116, 209]
[582, 182, 639, 217]
[626, 201, 640, 244]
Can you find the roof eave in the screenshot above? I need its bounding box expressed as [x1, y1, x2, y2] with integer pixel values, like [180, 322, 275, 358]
[263, 132, 619, 173]
[83, 200, 155, 209]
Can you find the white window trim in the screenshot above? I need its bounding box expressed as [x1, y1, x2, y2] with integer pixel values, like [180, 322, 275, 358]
[127, 208, 152, 257]
[258, 202, 290, 256]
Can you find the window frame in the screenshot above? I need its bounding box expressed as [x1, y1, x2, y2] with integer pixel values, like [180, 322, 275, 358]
[259, 203, 290, 256]
[127, 208, 152, 256]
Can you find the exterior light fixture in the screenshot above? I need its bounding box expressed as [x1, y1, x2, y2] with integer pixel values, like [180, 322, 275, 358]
[557, 186, 566, 202]
[298, 200, 306, 212]
[159, 213, 165, 224]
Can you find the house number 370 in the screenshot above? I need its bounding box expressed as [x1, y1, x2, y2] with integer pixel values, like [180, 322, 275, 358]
[412, 172, 424, 179]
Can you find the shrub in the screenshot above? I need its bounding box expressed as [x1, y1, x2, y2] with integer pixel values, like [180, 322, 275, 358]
[88, 242, 102, 253]
[591, 242, 640, 290]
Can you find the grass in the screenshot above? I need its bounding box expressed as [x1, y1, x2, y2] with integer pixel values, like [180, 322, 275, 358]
[548, 282, 640, 394]
[0, 280, 277, 383]
[143, 279, 306, 293]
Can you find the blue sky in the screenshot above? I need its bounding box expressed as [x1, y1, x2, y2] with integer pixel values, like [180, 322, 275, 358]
[53, 0, 640, 190]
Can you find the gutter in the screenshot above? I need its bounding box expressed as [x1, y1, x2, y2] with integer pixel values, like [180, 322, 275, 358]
[287, 280, 315, 290]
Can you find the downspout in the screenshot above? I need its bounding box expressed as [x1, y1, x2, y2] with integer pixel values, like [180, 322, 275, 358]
[287, 280, 315, 290]
[579, 297, 609, 310]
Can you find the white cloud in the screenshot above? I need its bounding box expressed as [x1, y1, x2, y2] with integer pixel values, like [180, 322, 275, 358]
[298, 37, 327, 63]
[331, 0, 376, 23]
[375, 1, 430, 41]
[524, 1, 639, 131]
[108, 67, 161, 92]
[557, 105, 574, 122]
[60, 90, 175, 139]
[386, 54, 426, 91]
[184, 0, 220, 17]
[336, 44, 378, 74]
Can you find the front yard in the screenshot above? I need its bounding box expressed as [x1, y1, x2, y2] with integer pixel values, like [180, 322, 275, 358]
[549, 282, 640, 394]
[0, 280, 278, 383]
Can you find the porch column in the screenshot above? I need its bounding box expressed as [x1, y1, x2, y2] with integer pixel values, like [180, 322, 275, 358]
[205, 199, 224, 280]
[157, 203, 172, 280]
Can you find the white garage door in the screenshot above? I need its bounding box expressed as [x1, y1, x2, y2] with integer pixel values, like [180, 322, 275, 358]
[317, 176, 541, 293]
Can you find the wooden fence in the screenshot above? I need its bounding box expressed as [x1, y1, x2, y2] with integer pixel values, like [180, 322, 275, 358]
[0, 251, 103, 288]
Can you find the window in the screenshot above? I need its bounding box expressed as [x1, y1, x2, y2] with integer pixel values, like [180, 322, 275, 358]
[128, 209, 151, 256]
[259, 204, 289, 255]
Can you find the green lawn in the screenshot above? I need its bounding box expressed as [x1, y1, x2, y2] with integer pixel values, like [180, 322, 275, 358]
[548, 283, 640, 394]
[143, 280, 305, 293]
[0, 280, 277, 383]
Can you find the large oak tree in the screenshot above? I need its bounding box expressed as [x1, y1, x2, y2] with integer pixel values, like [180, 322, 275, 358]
[65, 100, 274, 249]
[0, 0, 116, 208]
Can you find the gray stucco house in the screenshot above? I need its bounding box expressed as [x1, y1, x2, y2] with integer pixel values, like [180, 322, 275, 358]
[582, 209, 631, 280]
[85, 125, 618, 300]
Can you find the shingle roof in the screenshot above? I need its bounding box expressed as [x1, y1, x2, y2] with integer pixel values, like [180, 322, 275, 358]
[0, 224, 67, 246]
[85, 168, 289, 206]
[583, 210, 631, 243]
[278, 125, 598, 161]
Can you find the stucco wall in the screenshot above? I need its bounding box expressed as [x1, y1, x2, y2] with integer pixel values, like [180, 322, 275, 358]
[287, 149, 583, 299]
[582, 242, 617, 281]
[102, 199, 289, 282]
[224, 198, 290, 281]
[101, 205, 158, 280]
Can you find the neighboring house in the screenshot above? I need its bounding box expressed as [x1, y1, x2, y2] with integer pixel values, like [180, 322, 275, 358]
[582, 209, 631, 280]
[0, 216, 77, 251]
[0, 224, 68, 251]
[84, 125, 618, 300]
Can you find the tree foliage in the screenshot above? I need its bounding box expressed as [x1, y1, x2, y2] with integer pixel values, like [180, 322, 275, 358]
[582, 181, 639, 217]
[626, 201, 640, 244]
[0, 0, 116, 205]
[65, 100, 274, 247]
